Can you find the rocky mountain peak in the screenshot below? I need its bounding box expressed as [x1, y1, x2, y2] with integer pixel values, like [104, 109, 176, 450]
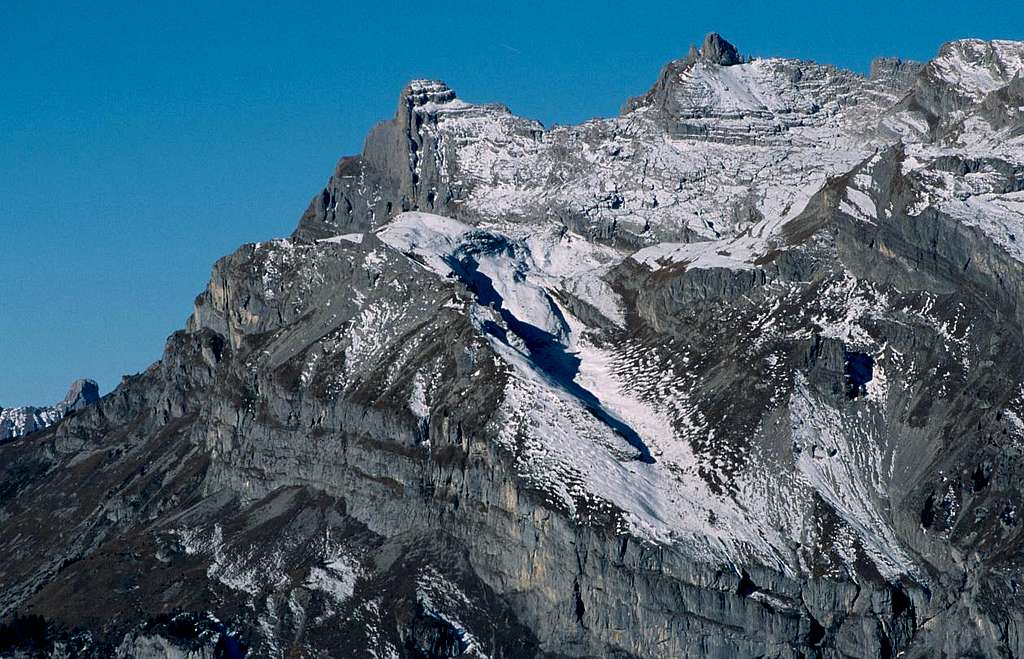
[893, 38, 1024, 142]
[925, 38, 1024, 100]
[700, 32, 741, 66]
[60, 378, 100, 412]
[401, 79, 458, 110]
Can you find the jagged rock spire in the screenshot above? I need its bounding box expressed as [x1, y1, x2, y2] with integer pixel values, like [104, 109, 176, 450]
[700, 33, 741, 66]
[60, 378, 100, 412]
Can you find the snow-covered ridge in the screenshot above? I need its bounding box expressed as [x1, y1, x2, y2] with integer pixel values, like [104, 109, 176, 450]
[667, 57, 850, 119]
[0, 379, 100, 441]
[927, 39, 1024, 101]
[392, 33, 918, 265]
[630, 236, 760, 272]
[403, 36, 1022, 278]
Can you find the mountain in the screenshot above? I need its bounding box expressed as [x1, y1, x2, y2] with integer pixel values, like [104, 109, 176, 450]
[2, 33, 1024, 657]
[0, 379, 100, 442]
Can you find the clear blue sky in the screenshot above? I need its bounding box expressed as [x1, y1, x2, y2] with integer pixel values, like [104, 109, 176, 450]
[1, 0, 1021, 406]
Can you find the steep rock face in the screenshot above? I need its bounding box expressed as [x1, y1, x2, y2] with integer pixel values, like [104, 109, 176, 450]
[3, 34, 1024, 658]
[0, 379, 99, 441]
[700, 32, 742, 67]
[869, 57, 926, 90]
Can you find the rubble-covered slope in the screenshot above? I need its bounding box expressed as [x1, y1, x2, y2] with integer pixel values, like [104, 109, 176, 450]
[2, 33, 1024, 658]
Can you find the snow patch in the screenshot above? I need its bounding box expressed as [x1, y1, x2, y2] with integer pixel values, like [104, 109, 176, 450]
[318, 232, 365, 244]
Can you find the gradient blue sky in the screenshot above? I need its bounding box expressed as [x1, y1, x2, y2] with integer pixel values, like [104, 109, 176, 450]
[2, 1, 1021, 405]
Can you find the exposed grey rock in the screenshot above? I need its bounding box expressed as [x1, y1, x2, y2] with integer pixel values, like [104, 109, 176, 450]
[60, 379, 100, 412]
[869, 56, 925, 89]
[700, 32, 741, 66]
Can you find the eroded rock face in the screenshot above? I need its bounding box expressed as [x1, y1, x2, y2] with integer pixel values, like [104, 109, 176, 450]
[870, 56, 925, 89]
[2, 33, 1024, 658]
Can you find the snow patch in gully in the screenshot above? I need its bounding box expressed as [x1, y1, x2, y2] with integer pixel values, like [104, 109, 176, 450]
[377, 211, 803, 570]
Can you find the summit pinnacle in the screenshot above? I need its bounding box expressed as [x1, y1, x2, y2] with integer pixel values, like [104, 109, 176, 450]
[700, 32, 741, 66]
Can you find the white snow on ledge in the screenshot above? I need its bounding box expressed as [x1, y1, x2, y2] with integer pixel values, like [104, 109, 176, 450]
[377, 211, 626, 331]
[318, 233, 365, 245]
[929, 39, 1024, 101]
[630, 237, 759, 272]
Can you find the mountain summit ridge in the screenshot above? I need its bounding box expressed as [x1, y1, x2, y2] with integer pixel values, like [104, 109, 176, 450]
[3, 34, 1024, 658]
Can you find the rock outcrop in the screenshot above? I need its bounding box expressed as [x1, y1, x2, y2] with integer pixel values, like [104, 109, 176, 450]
[700, 32, 741, 66]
